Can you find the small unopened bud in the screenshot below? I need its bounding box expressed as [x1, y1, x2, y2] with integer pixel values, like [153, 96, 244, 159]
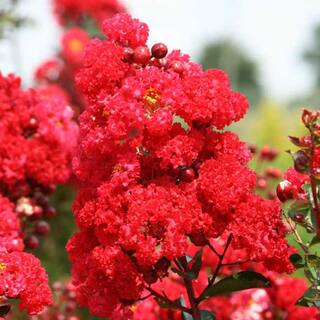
[265, 167, 282, 179]
[276, 180, 295, 202]
[260, 146, 278, 161]
[143, 269, 158, 284]
[256, 178, 267, 189]
[24, 235, 39, 250]
[294, 212, 305, 223]
[292, 150, 310, 174]
[189, 232, 208, 246]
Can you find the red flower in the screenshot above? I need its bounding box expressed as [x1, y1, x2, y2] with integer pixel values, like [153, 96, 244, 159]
[0, 249, 53, 314]
[67, 13, 294, 317]
[62, 28, 89, 65]
[53, 0, 125, 26]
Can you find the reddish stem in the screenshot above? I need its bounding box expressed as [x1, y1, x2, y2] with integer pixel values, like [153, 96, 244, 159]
[310, 130, 320, 238]
[179, 257, 201, 320]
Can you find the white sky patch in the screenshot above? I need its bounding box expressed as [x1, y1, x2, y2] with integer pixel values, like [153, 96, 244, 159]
[1, 0, 320, 101]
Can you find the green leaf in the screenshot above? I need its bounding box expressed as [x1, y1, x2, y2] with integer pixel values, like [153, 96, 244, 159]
[304, 268, 317, 282]
[154, 297, 182, 310]
[0, 305, 10, 317]
[172, 251, 203, 280]
[182, 310, 216, 320]
[289, 253, 304, 268]
[190, 249, 203, 278]
[306, 254, 320, 267]
[309, 235, 320, 247]
[182, 312, 193, 320]
[171, 267, 196, 280]
[200, 310, 216, 320]
[198, 271, 270, 301]
[296, 287, 320, 307]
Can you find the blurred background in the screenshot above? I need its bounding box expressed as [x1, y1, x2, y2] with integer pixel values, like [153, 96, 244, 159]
[1, 0, 320, 318]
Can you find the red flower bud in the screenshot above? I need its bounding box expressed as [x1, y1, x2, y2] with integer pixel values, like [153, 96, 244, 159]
[28, 117, 38, 130]
[189, 232, 208, 246]
[123, 47, 134, 63]
[181, 168, 195, 182]
[248, 144, 257, 154]
[24, 235, 39, 250]
[265, 167, 282, 179]
[151, 43, 168, 59]
[34, 220, 50, 236]
[133, 46, 151, 65]
[44, 206, 56, 219]
[260, 146, 278, 161]
[276, 180, 295, 202]
[256, 178, 267, 189]
[292, 150, 310, 174]
[170, 60, 185, 74]
[143, 269, 158, 284]
[294, 212, 305, 223]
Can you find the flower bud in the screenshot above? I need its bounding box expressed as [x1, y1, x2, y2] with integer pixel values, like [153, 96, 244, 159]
[143, 269, 158, 284]
[123, 47, 134, 63]
[292, 150, 310, 174]
[256, 178, 267, 189]
[260, 146, 278, 161]
[265, 167, 282, 179]
[276, 180, 294, 202]
[151, 43, 168, 59]
[34, 221, 50, 236]
[170, 60, 185, 74]
[24, 235, 39, 250]
[294, 212, 305, 223]
[133, 46, 151, 65]
[189, 232, 208, 246]
[181, 168, 195, 182]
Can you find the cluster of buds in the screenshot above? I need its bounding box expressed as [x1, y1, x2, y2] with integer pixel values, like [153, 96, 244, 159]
[249, 144, 282, 199]
[122, 41, 185, 74]
[15, 194, 55, 250]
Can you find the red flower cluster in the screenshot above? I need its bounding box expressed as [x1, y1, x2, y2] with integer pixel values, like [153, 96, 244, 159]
[67, 13, 293, 318]
[35, 28, 90, 113]
[0, 249, 52, 315]
[0, 72, 78, 315]
[53, 0, 125, 27]
[0, 73, 77, 195]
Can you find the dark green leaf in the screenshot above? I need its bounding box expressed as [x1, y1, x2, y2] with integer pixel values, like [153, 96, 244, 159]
[304, 268, 317, 282]
[289, 253, 304, 268]
[171, 267, 196, 280]
[198, 271, 270, 301]
[200, 310, 216, 320]
[309, 235, 320, 247]
[0, 304, 10, 317]
[190, 249, 203, 278]
[296, 287, 320, 307]
[182, 310, 216, 320]
[306, 254, 320, 267]
[182, 312, 193, 320]
[154, 297, 182, 310]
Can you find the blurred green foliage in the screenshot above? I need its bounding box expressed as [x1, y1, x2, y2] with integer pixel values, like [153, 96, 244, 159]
[0, 0, 28, 39]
